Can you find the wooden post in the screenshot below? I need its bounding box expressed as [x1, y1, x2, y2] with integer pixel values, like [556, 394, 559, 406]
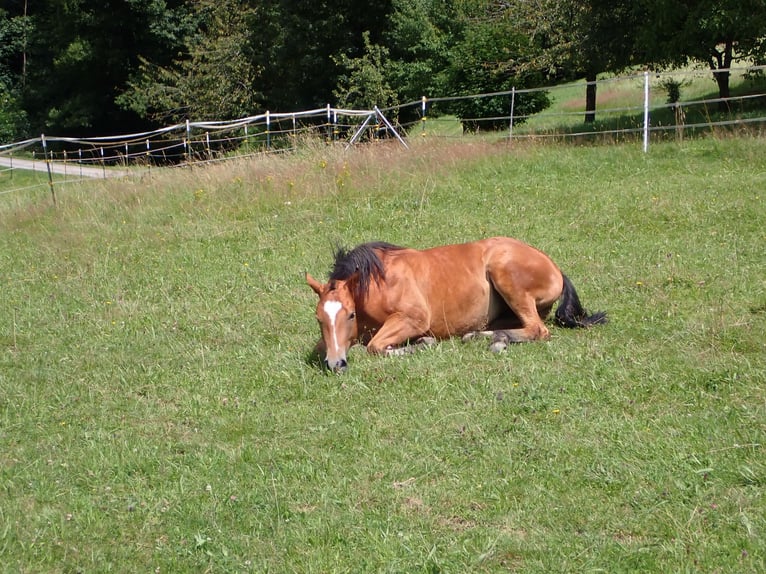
[508, 87, 516, 143]
[41, 134, 56, 207]
[643, 71, 650, 153]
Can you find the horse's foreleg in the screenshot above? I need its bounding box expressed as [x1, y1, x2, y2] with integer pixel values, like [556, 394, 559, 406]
[366, 312, 430, 355]
[461, 331, 495, 343]
[383, 336, 437, 356]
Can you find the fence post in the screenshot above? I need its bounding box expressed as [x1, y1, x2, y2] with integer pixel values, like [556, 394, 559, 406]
[421, 96, 427, 137]
[41, 134, 56, 207]
[185, 119, 191, 162]
[508, 87, 516, 142]
[266, 111, 271, 150]
[333, 109, 338, 142]
[643, 71, 650, 153]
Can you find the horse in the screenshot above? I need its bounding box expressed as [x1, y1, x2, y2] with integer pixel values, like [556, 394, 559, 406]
[306, 237, 607, 372]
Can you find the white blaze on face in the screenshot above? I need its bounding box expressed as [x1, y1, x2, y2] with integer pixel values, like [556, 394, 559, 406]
[323, 300, 343, 353]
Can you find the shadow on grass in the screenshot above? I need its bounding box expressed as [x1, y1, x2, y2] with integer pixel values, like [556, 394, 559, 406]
[304, 346, 325, 371]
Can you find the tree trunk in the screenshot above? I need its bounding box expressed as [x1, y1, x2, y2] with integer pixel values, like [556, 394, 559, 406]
[711, 39, 733, 112]
[585, 71, 597, 123]
[22, 0, 28, 86]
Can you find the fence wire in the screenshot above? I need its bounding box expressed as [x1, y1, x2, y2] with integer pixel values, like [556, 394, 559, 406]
[1, 66, 765, 199]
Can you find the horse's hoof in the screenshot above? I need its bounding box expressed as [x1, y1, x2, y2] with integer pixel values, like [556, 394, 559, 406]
[416, 336, 437, 346]
[489, 341, 507, 353]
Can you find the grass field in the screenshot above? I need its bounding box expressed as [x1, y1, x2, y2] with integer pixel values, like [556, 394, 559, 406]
[1, 135, 765, 573]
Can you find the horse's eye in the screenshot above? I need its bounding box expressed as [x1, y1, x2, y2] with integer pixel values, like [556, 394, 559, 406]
[348, 312, 356, 320]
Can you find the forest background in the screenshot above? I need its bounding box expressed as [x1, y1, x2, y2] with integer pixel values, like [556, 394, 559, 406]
[1, 0, 766, 141]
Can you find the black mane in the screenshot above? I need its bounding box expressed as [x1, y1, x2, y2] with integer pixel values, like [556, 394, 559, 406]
[329, 241, 402, 298]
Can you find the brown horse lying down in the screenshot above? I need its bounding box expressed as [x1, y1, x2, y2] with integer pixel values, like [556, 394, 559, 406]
[306, 237, 607, 372]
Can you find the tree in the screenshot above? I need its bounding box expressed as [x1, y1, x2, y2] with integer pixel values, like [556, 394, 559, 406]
[383, 0, 462, 107]
[507, 0, 641, 123]
[0, 3, 30, 139]
[638, 0, 766, 109]
[121, 0, 396, 122]
[118, 0, 264, 122]
[333, 32, 398, 110]
[264, 0, 394, 111]
[445, 15, 551, 131]
[20, 0, 192, 135]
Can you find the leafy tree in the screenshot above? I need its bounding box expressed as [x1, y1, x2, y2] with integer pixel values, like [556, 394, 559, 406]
[333, 32, 398, 111]
[20, 0, 192, 135]
[0, 3, 30, 139]
[637, 0, 766, 109]
[263, 0, 394, 111]
[121, 0, 396, 122]
[383, 0, 461, 108]
[0, 84, 28, 142]
[507, 0, 640, 123]
[118, 0, 263, 122]
[445, 6, 551, 131]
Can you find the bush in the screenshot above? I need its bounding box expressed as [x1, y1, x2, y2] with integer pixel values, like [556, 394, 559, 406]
[0, 85, 29, 142]
[446, 20, 550, 132]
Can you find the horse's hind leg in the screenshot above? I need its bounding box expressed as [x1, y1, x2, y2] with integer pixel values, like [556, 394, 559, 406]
[461, 330, 512, 353]
[487, 300, 551, 348]
[484, 278, 556, 351]
[462, 286, 552, 352]
[486, 327, 542, 352]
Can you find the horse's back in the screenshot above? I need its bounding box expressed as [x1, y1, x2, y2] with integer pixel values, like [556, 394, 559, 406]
[383, 236, 561, 298]
[373, 237, 560, 337]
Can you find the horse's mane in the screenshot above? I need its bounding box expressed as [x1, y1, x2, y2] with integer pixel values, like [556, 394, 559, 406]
[329, 241, 403, 298]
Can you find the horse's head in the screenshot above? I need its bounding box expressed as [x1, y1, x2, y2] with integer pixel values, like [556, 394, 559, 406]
[306, 272, 358, 373]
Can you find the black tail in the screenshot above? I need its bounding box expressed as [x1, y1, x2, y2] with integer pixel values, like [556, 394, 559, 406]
[555, 274, 608, 328]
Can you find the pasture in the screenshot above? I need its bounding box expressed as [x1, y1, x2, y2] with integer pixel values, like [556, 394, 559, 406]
[1, 135, 765, 573]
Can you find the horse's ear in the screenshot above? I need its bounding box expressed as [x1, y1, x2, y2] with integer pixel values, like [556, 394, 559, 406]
[306, 273, 325, 296]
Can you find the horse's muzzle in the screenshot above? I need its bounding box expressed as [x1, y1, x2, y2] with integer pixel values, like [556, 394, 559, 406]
[325, 358, 348, 373]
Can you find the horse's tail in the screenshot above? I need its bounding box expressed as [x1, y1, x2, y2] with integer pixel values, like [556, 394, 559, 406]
[555, 274, 608, 328]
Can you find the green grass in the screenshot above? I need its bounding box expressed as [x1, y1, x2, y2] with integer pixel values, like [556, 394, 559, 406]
[1, 136, 765, 573]
[0, 167, 55, 203]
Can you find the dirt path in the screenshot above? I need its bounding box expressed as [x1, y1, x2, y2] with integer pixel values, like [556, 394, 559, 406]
[0, 156, 128, 178]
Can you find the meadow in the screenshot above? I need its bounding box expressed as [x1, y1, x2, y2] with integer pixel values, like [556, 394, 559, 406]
[1, 134, 765, 573]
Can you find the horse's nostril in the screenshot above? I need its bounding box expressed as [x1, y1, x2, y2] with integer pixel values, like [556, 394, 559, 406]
[333, 359, 348, 373]
[324, 358, 348, 373]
